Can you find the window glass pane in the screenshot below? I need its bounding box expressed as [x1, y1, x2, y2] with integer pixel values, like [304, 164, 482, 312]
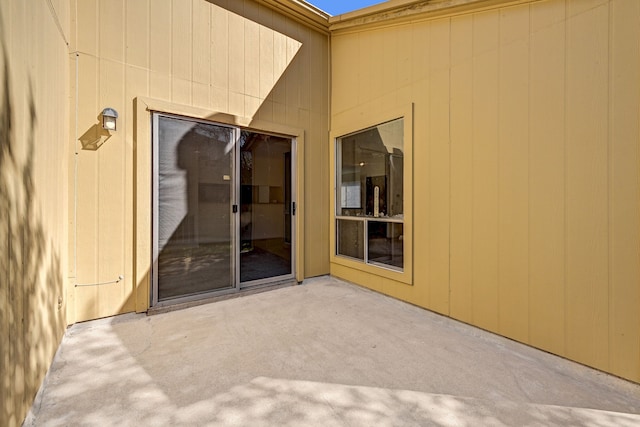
[336, 118, 405, 270]
[337, 219, 364, 260]
[157, 116, 234, 300]
[367, 221, 403, 269]
[238, 131, 293, 283]
[337, 119, 403, 218]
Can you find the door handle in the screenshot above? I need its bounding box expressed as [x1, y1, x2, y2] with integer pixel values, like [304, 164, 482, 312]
[292, 202, 296, 216]
[232, 204, 238, 213]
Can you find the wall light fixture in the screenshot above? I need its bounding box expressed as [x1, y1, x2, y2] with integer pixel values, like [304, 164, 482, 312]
[102, 108, 118, 131]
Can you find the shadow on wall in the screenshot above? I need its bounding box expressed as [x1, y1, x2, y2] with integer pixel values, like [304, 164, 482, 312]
[78, 123, 112, 151]
[0, 11, 65, 427]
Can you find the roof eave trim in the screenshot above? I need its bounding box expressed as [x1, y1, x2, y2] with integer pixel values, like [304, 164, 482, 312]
[258, 0, 330, 33]
[329, 0, 536, 31]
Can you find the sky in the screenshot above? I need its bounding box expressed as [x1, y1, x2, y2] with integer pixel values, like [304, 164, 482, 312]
[308, 0, 387, 16]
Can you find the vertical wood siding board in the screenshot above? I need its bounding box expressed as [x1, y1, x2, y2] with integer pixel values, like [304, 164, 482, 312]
[215, 6, 230, 98]
[120, 5, 128, 308]
[302, 28, 312, 109]
[123, 67, 144, 314]
[371, 30, 384, 104]
[495, 11, 501, 333]
[526, 3, 532, 343]
[170, 0, 192, 103]
[449, 78, 472, 319]
[527, 0, 534, 350]
[332, 34, 358, 114]
[192, 0, 211, 87]
[98, 0, 124, 63]
[471, 11, 500, 331]
[425, 21, 432, 303]
[207, 0, 212, 89]
[98, 60, 113, 315]
[528, 0, 565, 354]
[228, 13, 245, 95]
[284, 19, 298, 113]
[607, 0, 613, 374]
[514, 6, 531, 340]
[565, 1, 610, 369]
[308, 34, 321, 113]
[153, 0, 173, 76]
[358, 31, 368, 104]
[429, 18, 451, 314]
[424, 35, 433, 306]
[97, 52, 101, 305]
[451, 17, 474, 322]
[122, 54, 128, 308]
[293, 29, 306, 109]
[497, 7, 504, 338]
[269, 10, 284, 108]
[426, 21, 442, 308]
[448, 19, 456, 318]
[209, 3, 214, 96]
[563, 0, 569, 361]
[399, 24, 412, 88]
[273, 31, 287, 105]
[259, 25, 274, 101]
[497, 5, 530, 341]
[244, 19, 260, 99]
[117, 1, 129, 307]
[321, 37, 329, 115]
[147, 0, 151, 74]
[17, 215, 25, 416]
[80, 0, 100, 56]
[356, 32, 364, 104]
[1, 177, 6, 422]
[7, 204, 14, 420]
[85, 55, 100, 317]
[609, 0, 640, 380]
[465, 14, 474, 325]
[383, 27, 397, 98]
[323, 113, 330, 270]
[470, 15, 475, 326]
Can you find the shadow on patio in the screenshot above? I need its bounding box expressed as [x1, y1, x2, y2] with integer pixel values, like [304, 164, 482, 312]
[25, 277, 640, 426]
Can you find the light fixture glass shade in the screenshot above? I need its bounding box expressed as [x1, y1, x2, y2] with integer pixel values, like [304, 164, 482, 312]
[103, 116, 117, 130]
[102, 108, 118, 131]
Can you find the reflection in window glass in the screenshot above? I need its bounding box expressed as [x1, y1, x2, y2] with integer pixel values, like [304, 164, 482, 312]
[337, 219, 364, 260]
[336, 118, 404, 270]
[341, 182, 361, 209]
[156, 116, 235, 300]
[337, 119, 403, 218]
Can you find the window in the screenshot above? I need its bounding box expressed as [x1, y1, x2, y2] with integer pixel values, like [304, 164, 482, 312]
[335, 118, 404, 270]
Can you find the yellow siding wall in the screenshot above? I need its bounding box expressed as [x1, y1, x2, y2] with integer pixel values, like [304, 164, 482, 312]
[0, 1, 70, 425]
[331, 0, 640, 383]
[69, 0, 329, 322]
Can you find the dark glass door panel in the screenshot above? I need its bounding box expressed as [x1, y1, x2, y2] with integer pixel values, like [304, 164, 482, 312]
[239, 131, 292, 284]
[156, 115, 234, 301]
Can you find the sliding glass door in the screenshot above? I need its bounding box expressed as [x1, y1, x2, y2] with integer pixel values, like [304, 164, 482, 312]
[152, 113, 294, 305]
[238, 131, 293, 284]
[153, 114, 235, 302]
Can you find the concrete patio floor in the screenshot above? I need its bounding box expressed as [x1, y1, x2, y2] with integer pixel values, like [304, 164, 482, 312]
[26, 276, 640, 426]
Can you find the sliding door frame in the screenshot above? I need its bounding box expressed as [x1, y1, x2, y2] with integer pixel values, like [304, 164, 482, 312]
[150, 111, 297, 307]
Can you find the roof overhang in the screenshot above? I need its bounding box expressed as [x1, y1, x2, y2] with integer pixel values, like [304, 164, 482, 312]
[256, 0, 330, 34]
[329, 0, 539, 32]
